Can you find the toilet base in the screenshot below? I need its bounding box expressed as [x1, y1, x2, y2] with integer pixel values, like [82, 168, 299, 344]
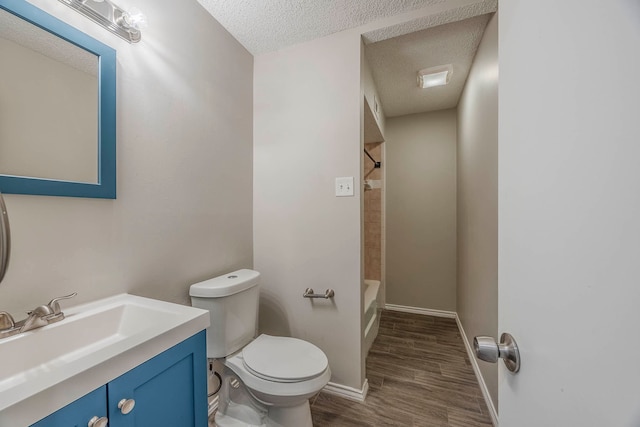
[215, 403, 266, 427]
[214, 365, 314, 427]
[266, 400, 313, 427]
[215, 400, 312, 427]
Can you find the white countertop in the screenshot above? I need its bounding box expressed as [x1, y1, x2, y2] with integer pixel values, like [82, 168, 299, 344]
[0, 294, 209, 426]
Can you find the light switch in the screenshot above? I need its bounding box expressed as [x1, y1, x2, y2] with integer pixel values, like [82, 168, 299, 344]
[335, 177, 354, 197]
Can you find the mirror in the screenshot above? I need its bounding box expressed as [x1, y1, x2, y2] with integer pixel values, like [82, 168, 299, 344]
[0, 0, 116, 198]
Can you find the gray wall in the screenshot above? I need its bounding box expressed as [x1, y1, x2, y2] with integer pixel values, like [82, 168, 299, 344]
[456, 13, 498, 408]
[385, 109, 457, 312]
[0, 0, 253, 314]
[253, 30, 364, 390]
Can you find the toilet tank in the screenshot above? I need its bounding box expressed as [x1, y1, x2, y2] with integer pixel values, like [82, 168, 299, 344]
[189, 269, 260, 358]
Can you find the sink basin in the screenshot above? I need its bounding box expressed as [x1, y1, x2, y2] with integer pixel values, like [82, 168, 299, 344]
[0, 294, 209, 425]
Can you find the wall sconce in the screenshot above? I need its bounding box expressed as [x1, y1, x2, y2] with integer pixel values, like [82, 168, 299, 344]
[58, 0, 146, 43]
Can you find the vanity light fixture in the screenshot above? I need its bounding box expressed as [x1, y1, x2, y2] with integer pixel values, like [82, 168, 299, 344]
[417, 64, 453, 89]
[58, 0, 146, 43]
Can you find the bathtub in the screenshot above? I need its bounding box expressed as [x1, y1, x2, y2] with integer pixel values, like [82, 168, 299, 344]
[364, 279, 381, 355]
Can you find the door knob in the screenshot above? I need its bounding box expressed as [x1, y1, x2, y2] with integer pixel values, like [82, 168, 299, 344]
[118, 398, 136, 414]
[88, 416, 108, 427]
[473, 333, 521, 373]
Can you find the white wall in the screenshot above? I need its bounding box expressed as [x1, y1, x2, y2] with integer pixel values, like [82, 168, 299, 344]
[456, 13, 498, 409]
[253, 30, 364, 390]
[0, 0, 253, 314]
[385, 109, 457, 311]
[499, 1, 640, 425]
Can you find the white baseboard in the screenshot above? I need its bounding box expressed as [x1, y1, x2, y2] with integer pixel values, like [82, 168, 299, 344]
[455, 315, 499, 427]
[322, 379, 369, 402]
[384, 304, 456, 319]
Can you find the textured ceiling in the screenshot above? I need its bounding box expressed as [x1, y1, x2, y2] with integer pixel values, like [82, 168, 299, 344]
[197, 0, 447, 55]
[365, 14, 491, 117]
[197, 1, 496, 118]
[362, 0, 495, 44]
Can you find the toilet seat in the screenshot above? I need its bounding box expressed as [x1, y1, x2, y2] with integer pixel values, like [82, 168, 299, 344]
[223, 335, 331, 399]
[242, 335, 328, 383]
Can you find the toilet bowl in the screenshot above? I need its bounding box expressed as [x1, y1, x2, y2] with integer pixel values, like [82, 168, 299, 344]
[217, 335, 331, 426]
[190, 269, 331, 427]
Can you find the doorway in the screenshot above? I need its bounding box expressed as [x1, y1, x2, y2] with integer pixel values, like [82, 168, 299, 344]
[361, 11, 499, 424]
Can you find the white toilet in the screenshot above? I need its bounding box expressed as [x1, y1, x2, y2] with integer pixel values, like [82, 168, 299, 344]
[190, 269, 331, 427]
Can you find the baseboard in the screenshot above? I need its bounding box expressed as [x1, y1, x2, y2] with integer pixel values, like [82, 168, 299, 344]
[455, 315, 499, 427]
[384, 304, 456, 319]
[322, 379, 369, 402]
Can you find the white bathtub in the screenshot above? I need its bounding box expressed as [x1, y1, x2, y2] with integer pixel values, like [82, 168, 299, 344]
[364, 279, 381, 355]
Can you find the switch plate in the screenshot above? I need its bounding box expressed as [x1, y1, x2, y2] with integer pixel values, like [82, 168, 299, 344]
[335, 177, 354, 197]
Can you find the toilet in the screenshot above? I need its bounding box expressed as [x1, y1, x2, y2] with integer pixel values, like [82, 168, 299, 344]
[190, 269, 331, 427]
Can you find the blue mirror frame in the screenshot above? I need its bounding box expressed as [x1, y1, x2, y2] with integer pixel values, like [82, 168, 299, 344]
[0, 0, 116, 199]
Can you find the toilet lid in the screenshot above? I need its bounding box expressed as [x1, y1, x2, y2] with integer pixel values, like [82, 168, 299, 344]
[242, 335, 328, 382]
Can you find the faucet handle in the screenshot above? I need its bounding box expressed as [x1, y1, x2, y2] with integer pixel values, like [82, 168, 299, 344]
[47, 292, 77, 315]
[0, 311, 15, 330]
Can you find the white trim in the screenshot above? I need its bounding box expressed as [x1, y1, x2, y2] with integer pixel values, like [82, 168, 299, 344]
[322, 379, 369, 402]
[384, 304, 456, 319]
[455, 315, 499, 427]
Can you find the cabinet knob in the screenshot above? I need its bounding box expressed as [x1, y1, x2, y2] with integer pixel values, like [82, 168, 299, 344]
[118, 398, 136, 415]
[88, 416, 108, 427]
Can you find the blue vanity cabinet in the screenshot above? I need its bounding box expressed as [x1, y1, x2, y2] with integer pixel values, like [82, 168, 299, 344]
[31, 386, 107, 427]
[107, 331, 208, 427]
[30, 331, 207, 427]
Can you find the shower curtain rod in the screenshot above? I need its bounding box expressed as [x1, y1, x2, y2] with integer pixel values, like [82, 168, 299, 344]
[364, 148, 381, 168]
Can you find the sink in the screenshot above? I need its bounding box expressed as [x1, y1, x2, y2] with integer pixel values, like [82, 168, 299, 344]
[0, 294, 209, 425]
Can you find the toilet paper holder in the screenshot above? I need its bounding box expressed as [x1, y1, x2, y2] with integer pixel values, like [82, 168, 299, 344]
[303, 288, 335, 299]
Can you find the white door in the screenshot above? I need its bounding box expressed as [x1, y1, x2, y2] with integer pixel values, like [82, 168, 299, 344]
[499, 1, 640, 425]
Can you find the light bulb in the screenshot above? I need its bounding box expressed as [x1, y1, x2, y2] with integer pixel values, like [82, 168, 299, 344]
[124, 7, 147, 30]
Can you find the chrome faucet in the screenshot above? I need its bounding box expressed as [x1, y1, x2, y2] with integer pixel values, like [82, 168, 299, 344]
[0, 292, 77, 339]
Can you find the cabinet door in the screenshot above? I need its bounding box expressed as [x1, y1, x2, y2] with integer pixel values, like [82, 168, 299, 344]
[30, 385, 107, 427]
[107, 331, 207, 427]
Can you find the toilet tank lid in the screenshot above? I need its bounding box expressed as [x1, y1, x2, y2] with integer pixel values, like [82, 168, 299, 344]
[189, 269, 260, 297]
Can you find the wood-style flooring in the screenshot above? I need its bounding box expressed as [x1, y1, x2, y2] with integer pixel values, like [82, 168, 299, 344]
[310, 310, 494, 426]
